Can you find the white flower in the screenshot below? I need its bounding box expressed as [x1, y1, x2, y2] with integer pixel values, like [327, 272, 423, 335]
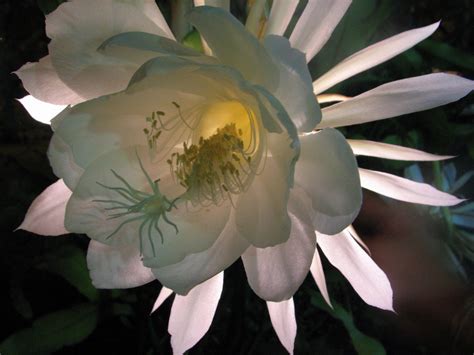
[16, 0, 473, 354]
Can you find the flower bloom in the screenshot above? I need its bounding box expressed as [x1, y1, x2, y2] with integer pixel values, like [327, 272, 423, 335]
[17, 0, 473, 353]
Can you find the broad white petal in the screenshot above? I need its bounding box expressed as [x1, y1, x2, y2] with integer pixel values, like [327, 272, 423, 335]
[290, 0, 352, 62]
[18, 96, 67, 125]
[359, 168, 464, 206]
[188, 6, 279, 89]
[348, 139, 453, 161]
[295, 129, 361, 234]
[264, 35, 321, 132]
[169, 272, 223, 355]
[18, 179, 71, 236]
[86, 241, 155, 289]
[148, 208, 249, 295]
[66, 147, 230, 268]
[319, 73, 474, 128]
[235, 87, 299, 248]
[15, 57, 83, 105]
[313, 22, 439, 94]
[267, 298, 297, 355]
[46, 0, 170, 100]
[242, 189, 316, 301]
[310, 245, 332, 307]
[318, 231, 393, 311]
[265, 0, 298, 36]
[151, 287, 174, 314]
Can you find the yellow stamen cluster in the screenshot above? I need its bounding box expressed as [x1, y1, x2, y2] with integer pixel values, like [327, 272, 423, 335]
[168, 123, 253, 205]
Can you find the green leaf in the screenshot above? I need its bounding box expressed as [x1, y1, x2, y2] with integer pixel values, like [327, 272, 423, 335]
[310, 292, 386, 355]
[182, 29, 204, 53]
[0, 303, 98, 355]
[36, 245, 99, 302]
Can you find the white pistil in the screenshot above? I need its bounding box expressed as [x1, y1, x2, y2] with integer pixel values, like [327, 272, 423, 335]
[93, 152, 179, 257]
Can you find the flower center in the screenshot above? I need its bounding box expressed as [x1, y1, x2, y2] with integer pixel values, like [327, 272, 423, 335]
[168, 101, 260, 206]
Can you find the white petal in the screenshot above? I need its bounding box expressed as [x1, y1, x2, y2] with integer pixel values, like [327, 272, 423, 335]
[142, 0, 175, 39]
[148, 207, 249, 295]
[65, 147, 230, 268]
[263, 35, 321, 132]
[295, 129, 362, 234]
[265, 0, 298, 36]
[18, 179, 71, 236]
[86, 240, 155, 289]
[359, 168, 464, 206]
[348, 139, 453, 161]
[46, 0, 170, 100]
[151, 287, 174, 314]
[346, 225, 370, 254]
[242, 188, 316, 301]
[310, 245, 332, 307]
[188, 6, 279, 89]
[267, 298, 297, 355]
[319, 73, 474, 128]
[18, 96, 67, 125]
[313, 22, 439, 94]
[290, 0, 352, 62]
[169, 272, 223, 355]
[318, 231, 393, 311]
[236, 155, 292, 248]
[15, 56, 83, 105]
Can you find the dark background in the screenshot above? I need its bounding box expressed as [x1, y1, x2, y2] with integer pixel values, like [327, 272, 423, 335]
[0, 0, 473, 354]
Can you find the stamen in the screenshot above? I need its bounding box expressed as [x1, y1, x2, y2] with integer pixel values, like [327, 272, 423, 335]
[168, 123, 255, 206]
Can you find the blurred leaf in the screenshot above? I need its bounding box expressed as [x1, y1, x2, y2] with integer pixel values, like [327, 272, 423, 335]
[9, 280, 33, 320]
[310, 292, 386, 355]
[450, 170, 474, 193]
[418, 39, 474, 72]
[36, 0, 66, 14]
[0, 303, 98, 355]
[36, 245, 99, 302]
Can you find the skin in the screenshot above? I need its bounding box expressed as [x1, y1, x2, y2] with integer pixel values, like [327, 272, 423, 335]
[354, 191, 473, 353]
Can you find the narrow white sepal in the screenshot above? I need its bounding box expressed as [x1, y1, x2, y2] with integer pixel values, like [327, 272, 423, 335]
[265, 0, 299, 37]
[359, 168, 464, 206]
[18, 179, 71, 236]
[316, 93, 350, 104]
[169, 272, 223, 355]
[310, 244, 332, 308]
[290, 0, 352, 62]
[267, 298, 297, 355]
[313, 22, 440, 94]
[151, 287, 174, 314]
[346, 225, 370, 255]
[318, 231, 394, 311]
[18, 95, 66, 124]
[319, 73, 474, 128]
[348, 140, 453, 161]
